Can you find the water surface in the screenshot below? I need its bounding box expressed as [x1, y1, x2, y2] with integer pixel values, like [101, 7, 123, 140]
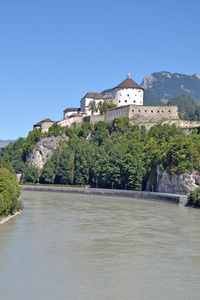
[0, 192, 200, 299]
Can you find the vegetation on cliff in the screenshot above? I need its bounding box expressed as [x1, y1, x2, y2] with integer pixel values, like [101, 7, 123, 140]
[2, 118, 200, 192]
[187, 187, 200, 207]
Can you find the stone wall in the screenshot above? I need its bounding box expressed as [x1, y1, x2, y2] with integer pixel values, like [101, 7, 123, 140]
[58, 115, 83, 128]
[104, 106, 130, 122]
[84, 114, 105, 125]
[21, 185, 183, 205]
[104, 105, 178, 124]
[84, 105, 179, 125]
[137, 119, 200, 131]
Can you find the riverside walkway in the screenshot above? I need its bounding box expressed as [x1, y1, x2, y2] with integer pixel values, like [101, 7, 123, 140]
[20, 185, 188, 205]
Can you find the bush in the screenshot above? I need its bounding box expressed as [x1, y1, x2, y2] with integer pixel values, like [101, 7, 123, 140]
[187, 187, 200, 207]
[23, 129, 42, 156]
[0, 167, 21, 216]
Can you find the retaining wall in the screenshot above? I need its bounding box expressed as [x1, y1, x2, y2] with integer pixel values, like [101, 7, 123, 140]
[21, 185, 188, 205]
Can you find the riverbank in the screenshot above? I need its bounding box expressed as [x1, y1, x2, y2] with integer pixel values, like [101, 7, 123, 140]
[20, 185, 188, 205]
[0, 210, 22, 225]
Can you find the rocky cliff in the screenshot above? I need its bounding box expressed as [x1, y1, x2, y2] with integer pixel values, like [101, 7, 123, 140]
[156, 166, 200, 195]
[26, 135, 68, 169]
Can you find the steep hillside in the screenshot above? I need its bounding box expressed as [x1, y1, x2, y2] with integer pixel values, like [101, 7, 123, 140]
[143, 90, 163, 106]
[167, 94, 200, 121]
[141, 71, 200, 102]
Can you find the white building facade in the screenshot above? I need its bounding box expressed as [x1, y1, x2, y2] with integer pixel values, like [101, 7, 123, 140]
[113, 74, 144, 107]
[63, 108, 80, 119]
[80, 92, 104, 116]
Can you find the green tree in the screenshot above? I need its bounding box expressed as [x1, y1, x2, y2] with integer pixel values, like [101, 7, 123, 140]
[22, 165, 39, 183]
[88, 100, 98, 115]
[0, 138, 26, 173]
[0, 167, 21, 216]
[97, 101, 117, 115]
[40, 161, 55, 184]
[23, 129, 42, 156]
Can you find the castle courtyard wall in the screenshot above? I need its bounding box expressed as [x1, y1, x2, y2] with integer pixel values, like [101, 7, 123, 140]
[58, 115, 83, 128]
[104, 105, 178, 124]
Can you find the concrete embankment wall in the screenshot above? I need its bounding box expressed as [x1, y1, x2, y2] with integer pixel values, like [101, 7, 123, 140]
[20, 185, 188, 205]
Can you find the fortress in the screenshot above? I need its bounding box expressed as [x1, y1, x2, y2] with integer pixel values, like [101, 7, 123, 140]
[33, 74, 200, 133]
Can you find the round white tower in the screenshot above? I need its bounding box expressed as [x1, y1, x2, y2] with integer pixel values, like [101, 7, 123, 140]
[113, 74, 144, 107]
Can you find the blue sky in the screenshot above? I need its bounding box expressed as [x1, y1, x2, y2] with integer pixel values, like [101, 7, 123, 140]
[0, 0, 200, 140]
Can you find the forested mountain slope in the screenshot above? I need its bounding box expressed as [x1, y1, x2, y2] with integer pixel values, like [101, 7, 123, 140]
[141, 71, 200, 102]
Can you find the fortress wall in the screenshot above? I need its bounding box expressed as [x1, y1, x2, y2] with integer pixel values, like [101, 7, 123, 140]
[104, 105, 178, 124]
[58, 116, 84, 128]
[84, 115, 105, 125]
[104, 106, 130, 122]
[137, 119, 200, 131]
[129, 105, 178, 123]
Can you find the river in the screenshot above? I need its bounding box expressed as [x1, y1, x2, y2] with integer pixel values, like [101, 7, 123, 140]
[0, 191, 200, 300]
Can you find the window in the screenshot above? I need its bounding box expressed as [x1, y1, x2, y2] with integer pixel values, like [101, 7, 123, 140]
[132, 110, 134, 112]
[151, 110, 153, 113]
[157, 111, 159, 113]
[125, 100, 127, 103]
[138, 110, 141, 112]
[127, 94, 129, 97]
[119, 100, 121, 103]
[162, 111, 164, 113]
[133, 100, 136, 103]
[145, 110, 147, 112]
[169, 110, 171, 113]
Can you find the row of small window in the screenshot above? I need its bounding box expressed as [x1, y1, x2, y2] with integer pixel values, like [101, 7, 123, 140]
[119, 100, 142, 103]
[132, 110, 171, 113]
[120, 94, 141, 97]
[108, 110, 129, 116]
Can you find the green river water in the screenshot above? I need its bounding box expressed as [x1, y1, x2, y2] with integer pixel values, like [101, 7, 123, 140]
[0, 191, 199, 300]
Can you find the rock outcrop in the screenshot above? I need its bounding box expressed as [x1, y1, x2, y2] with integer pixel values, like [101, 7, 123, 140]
[156, 166, 200, 195]
[26, 135, 68, 169]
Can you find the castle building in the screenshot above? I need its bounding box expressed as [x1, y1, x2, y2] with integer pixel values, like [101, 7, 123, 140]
[33, 118, 54, 133]
[113, 73, 144, 107]
[80, 92, 104, 116]
[79, 74, 144, 115]
[63, 108, 81, 119]
[34, 73, 200, 134]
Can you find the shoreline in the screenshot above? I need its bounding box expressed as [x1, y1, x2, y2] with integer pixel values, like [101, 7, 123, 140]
[20, 185, 188, 205]
[0, 211, 22, 225]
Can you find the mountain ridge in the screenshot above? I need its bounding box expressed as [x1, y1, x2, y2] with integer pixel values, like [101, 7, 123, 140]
[140, 71, 200, 102]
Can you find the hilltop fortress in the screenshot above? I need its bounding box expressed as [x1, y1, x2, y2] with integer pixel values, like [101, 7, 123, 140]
[33, 74, 200, 133]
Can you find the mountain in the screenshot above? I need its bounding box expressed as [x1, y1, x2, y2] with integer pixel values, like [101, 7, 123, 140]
[167, 94, 200, 121]
[143, 90, 163, 106]
[141, 71, 200, 102]
[0, 140, 15, 150]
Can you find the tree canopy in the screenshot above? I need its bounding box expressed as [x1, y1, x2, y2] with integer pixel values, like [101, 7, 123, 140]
[0, 159, 22, 216]
[2, 118, 200, 193]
